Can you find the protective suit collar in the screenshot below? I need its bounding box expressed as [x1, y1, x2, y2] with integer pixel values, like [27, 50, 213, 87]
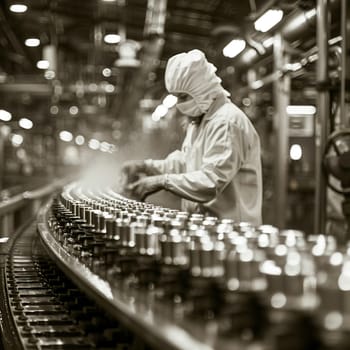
[202, 92, 230, 123]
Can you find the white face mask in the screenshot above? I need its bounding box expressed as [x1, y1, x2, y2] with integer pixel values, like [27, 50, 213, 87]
[176, 98, 203, 117]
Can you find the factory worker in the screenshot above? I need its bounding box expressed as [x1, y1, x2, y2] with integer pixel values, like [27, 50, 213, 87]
[122, 49, 262, 226]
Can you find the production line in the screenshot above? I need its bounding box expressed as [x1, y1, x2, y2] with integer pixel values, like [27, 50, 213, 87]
[0, 182, 345, 349]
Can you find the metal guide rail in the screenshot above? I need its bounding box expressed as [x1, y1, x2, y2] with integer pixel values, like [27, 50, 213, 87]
[38, 182, 350, 350]
[2, 219, 146, 349]
[0, 177, 73, 238]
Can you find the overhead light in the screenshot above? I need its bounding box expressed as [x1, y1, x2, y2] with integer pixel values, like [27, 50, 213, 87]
[329, 36, 342, 46]
[162, 94, 178, 108]
[250, 80, 264, 90]
[286, 105, 316, 115]
[308, 54, 318, 63]
[104, 34, 121, 44]
[254, 9, 283, 32]
[114, 40, 140, 67]
[25, 38, 40, 47]
[0, 109, 12, 122]
[36, 60, 49, 69]
[44, 70, 55, 79]
[290, 144, 302, 161]
[223, 39, 246, 58]
[154, 105, 168, 118]
[88, 83, 98, 92]
[9, 4, 27, 13]
[151, 113, 161, 122]
[100, 141, 110, 152]
[11, 134, 23, 147]
[75, 135, 85, 145]
[88, 139, 100, 150]
[285, 63, 303, 72]
[50, 105, 59, 115]
[102, 68, 112, 77]
[69, 106, 79, 115]
[59, 131, 73, 142]
[19, 118, 33, 129]
[104, 84, 115, 93]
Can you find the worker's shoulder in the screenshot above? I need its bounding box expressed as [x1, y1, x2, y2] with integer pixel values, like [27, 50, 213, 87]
[210, 101, 249, 125]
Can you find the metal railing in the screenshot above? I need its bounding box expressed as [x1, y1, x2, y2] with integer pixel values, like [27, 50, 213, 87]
[0, 178, 70, 235]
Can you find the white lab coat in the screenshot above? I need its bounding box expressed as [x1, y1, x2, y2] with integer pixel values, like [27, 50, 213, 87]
[146, 93, 262, 226]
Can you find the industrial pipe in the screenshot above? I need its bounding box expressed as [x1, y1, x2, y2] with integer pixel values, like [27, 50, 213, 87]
[273, 33, 290, 229]
[314, 0, 331, 234]
[340, 0, 350, 128]
[113, 0, 167, 124]
[235, 0, 340, 69]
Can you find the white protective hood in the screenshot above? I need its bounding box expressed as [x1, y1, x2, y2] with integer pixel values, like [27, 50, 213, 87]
[165, 49, 230, 116]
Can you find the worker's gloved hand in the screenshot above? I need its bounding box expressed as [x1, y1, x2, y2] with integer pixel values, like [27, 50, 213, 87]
[121, 160, 147, 184]
[127, 175, 166, 201]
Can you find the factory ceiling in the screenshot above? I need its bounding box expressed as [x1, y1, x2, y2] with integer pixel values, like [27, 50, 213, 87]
[0, 0, 330, 134]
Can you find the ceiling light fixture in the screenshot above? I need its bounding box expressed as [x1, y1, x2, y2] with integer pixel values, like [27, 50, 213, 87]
[162, 94, 178, 108]
[223, 39, 246, 58]
[153, 105, 168, 118]
[151, 113, 160, 122]
[36, 60, 49, 69]
[88, 139, 100, 150]
[0, 109, 12, 122]
[19, 118, 33, 130]
[59, 131, 73, 142]
[286, 105, 316, 115]
[25, 38, 40, 47]
[290, 144, 303, 160]
[102, 68, 112, 77]
[100, 142, 110, 152]
[44, 70, 55, 79]
[75, 135, 85, 145]
[104, 84, 115, 93]
[9, 4, 28, 13]
[11, 134, 24, 147]
[104, 34, 121, 44]
[254, 9, 284, 32]
[50, 105, 59, 115]
[69, 106, 79, 115]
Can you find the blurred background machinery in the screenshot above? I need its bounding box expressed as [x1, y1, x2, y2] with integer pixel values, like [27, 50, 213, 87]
[0, 0, 349, 234]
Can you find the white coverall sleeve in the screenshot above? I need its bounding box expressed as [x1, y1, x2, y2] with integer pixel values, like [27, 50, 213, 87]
[164, 120, 243, 203]
[145, 150, 186, 175]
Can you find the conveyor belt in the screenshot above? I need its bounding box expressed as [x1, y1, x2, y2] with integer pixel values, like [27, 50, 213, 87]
[35, 189, 313, 350]
[34, 183, 350, 350]
[0, 210, 144, 350]
[5, 182, 350, 350]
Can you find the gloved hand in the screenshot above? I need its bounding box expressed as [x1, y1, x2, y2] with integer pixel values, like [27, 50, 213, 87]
[127, 175, 166, 201]
[121, 160, 147, 184]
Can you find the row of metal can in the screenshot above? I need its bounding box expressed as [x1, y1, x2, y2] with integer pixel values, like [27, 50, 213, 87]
[47, 183, 350, 349]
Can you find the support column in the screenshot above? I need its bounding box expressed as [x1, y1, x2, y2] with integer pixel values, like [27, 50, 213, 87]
[314, 0, 330, 233]
[0, 132, 3, 190]
[273, 33, 291, 229]
[340, 0, 350, 128]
